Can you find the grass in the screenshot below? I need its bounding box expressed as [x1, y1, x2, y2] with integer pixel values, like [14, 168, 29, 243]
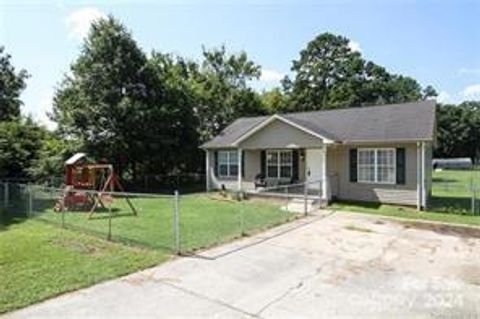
[331, 169, 480, 227]
[1, 190, 293, 313]
[0, 213, 169, 314]
[27, 193, 291, 253]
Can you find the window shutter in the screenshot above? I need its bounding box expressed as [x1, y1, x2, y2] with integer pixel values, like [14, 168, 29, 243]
[396, 148, 406, 184]
[241, 150, 245, 177]
[292, 150, 299, 182]
[214, 151, 218, 176]
[349, 149, 357, 182]
[260, 150, 266, 177]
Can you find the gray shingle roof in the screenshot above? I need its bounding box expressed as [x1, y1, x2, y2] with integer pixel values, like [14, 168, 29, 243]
[201, 100, 436, 148]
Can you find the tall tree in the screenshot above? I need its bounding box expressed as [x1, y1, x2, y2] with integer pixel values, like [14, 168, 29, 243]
[52, 16, 151, 176]
[283, 33, 428, 111]
[193, 45, 264, 142]
[0, 46, 29, 121]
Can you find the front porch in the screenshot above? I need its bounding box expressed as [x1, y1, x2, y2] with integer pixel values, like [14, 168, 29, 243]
[205, 147, 331, 202]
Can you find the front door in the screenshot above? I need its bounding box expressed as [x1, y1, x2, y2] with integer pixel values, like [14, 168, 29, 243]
[305, 148, 324, 189]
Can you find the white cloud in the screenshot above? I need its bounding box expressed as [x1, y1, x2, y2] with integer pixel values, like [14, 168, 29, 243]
[36, 90, 57, 130]
[260, 69, 284, 82]
[459, 67, 480, 75]
[65, 7, 105, 40]
[436, 91, 452, 104]
[462, 84, 480, 100]
[348, 40, 362, 53]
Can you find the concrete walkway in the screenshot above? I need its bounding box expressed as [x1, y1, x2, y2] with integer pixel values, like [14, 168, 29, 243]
[5, 211, 480, 318]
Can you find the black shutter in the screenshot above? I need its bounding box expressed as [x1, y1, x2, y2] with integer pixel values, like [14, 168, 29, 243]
[349, 149, 357, 182]
[292, 150, 299, 182]
[241, 150, 245, 177]
[214, 151, 218, 176]
[260, 150, 266, 177]
[396, 148, 406, 184]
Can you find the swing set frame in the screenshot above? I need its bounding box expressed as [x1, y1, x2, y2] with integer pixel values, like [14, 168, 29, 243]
[55, 154, 138, 218]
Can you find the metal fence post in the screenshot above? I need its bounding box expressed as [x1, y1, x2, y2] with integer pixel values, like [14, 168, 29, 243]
[28, 185, 33, 217]
[173, 190, 180, 255]
[3, 182, 8, 208]
[107, 194, 112, 240]
[472, 185, 476, 215]
[304, 182, 308, 216]
[240, 198, 245, 236]
[285, 186, 289, 213]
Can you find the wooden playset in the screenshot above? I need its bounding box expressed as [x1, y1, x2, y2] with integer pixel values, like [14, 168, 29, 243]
[54, 153, 137, 218]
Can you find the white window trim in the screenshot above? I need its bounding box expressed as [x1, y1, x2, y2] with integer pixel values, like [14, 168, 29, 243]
[266, 150, 293, 179]
[357, 148, 396, 185]
[217, 150, 239, 178]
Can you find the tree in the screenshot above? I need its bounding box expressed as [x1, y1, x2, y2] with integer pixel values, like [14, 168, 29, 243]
[28, 133, 75, 183]
[192, 45, 265, 142]
[435, 102, 480, 161]
[0, 118, 46, 178]
[53, 16, 204, 180]
[52, 16, 151, 177]
[260, 88, 289, 113]
[0, 46, 29, 121]
[283, 33, 429, 111]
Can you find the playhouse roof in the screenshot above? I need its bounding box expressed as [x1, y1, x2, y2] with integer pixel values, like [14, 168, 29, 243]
[65, 153, 87, 165]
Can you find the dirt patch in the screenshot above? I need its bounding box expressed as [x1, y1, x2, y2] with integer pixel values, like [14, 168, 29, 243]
[459, 265, 480, 285]
[50, 238, 105, 256]
[345, 224, 375, 233]
[399, 221, 480, 239]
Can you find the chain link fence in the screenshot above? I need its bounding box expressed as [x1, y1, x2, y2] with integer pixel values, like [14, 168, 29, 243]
[1, 181, 318, 255]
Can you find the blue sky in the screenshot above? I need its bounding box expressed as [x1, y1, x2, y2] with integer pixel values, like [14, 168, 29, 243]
[1, 0, 479, 129]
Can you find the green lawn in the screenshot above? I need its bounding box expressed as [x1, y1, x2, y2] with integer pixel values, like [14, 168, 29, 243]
[331, 169, 480, 226]
[1, 192, 292, 314]
[26, 192, 291, 253]
[0, 214, 169, 314]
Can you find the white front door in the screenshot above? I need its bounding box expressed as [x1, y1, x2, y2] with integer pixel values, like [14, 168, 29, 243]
[305, 148, 324, 189]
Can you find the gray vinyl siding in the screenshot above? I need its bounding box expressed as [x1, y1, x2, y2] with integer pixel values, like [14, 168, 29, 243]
[239, 119, 324, 149]
[328, 143, 419, 206]
[207, 149, 260, 190]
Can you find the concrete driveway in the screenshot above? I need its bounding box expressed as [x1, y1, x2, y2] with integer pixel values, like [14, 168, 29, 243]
[6, 211, 480, 318]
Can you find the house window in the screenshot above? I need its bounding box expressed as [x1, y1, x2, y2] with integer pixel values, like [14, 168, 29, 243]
[358, 148, 395, 184]
[218, 150, 238, 177]
[266, 150, 292, 178]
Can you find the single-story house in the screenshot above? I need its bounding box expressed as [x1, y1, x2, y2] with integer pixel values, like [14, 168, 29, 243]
[201, 100, 436, 210]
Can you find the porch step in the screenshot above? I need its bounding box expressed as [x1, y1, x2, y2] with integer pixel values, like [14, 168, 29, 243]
[281, 197, 323, 213]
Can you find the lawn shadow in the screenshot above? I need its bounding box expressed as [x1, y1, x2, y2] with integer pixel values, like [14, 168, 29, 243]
[429, 196, 473, 214]
[432, 177, 459, 183]
[87, 210, 135, 220]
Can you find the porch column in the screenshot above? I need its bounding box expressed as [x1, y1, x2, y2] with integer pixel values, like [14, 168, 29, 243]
[238, 148, 243, 191]
[205, 149, 211, 191]
[322, 147, 328, 201]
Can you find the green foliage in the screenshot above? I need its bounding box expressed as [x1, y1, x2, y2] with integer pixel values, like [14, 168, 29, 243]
[52, 16, 150, 176]
[193, 45, 265, 142]
[261, 88, 289, 113]
[0, 118, 46, 178]
[283, 33, 428, 111]
[0, 47, 29, 121]
[435, 101, 480, 160]
[28, 133, 75, 183]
